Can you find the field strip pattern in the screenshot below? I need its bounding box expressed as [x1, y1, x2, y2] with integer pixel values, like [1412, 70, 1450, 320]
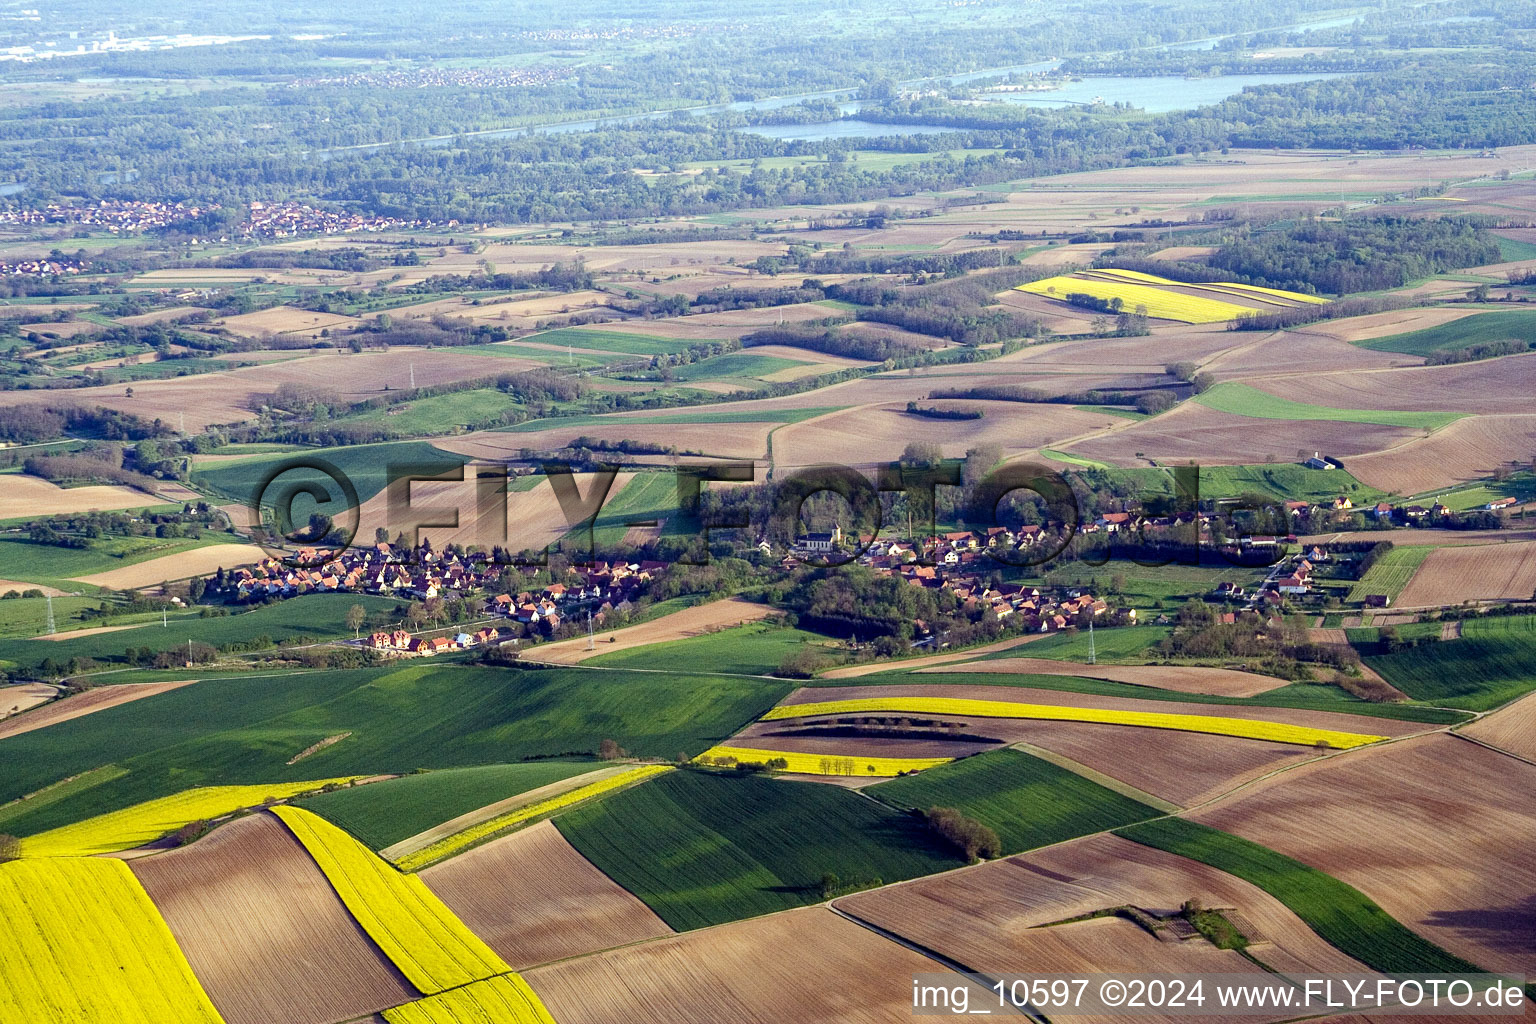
[394, 765, 674, 871]
[1015, 276, 1254, 323]
[19, 779, 362, 857]
[1087, 267, 1328, 304]
[0, 857, 225, 1023]
[270, 806, 516, 994]
[693, 745, 954, 776]
[383, 974, 556, 1024]
[760, 698, 1387, 749]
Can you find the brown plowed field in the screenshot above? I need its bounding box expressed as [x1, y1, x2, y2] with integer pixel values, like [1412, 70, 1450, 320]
[444, 418, 774, 460]
[3, 348, 523, 431]
[532, 596, 777, 664]
[217, 306, 362, 339]
[1344, 414, 1536, 496]
[0, 577, 66, 597]
[1255, 354, 1536, 415]
[734, 715, 1313, 807]
[421, 820, 671, 968]
[921, 658, 1291, 697]
[1461, 690, 1536, 763]
[0, 679, 195, 741]
[0, 476, 157, 519]
[1395, 542, 1536, 607]
[1194, 733, 1536, 973]
[69, 543, 268, 589]
[772, 401, 1120, 468]
[1065, 404, 1420, 467]
[350, 470, 632, 555]
[0, 682, 57, 719]
[1303, 528, 1536, 547]
[1297, 306, 1482, 343]
[526, 905, 985, 1024]
[132, 813, 416, 1024]
[1204, 329, 1416, 379]
[819, 633, 1048, 678]
[841, 832, 1368, 1021]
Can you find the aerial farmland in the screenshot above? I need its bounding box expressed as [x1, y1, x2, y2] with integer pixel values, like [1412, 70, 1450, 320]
[2, 0, 1536, 1021]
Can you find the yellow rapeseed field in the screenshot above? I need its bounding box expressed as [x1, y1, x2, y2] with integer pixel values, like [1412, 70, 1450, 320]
[760, 698, 1386, 749]
[0, 858, 225, 1023]
[20, 778, 361, 857]
[383, 974, 558, 1024]
[693, 744, 953, 776]
[395, 764, 673, 871]
[270, 805, 511, 994]
[1091, 268, 1328, 304]
[1017, 275, 1251, 323]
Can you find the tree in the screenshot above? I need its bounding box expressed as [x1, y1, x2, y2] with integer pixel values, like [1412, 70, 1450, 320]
[0, 833, 18, 862]
[345, 603, 367, 638]
[926, 806, 1001, 863]
[597, 738, 627, 761]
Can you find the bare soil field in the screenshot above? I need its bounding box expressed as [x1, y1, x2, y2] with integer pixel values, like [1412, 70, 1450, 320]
[0, 577, 66, 597]
[1394, 541, 1536, 608]
[531, 596, 777, 664]
[1304, 528, 1536, 548]
[1255, 354, 1536, 415]
[448, 418, 775, 460]
[772, 401, 1121, 467]
[0, 679, 195, 741]
[1149, 245, 1218, 261]
[924, 658, 1292, 697]
[1195, 733, 1536, 973]
[1066, 404, 1420, 467]
[993, 287, 1107, 332]
[4, 348, 523, 431]
[1297, 306, 1484, 343]
[0, 476, 157, 519]
[1203, 329, 1417, 379]
[116, 306, 206, 327]
[422, 820, 672, 968]
[819, 634, 1048, 678]
[216, 306, 362, 340]
[1344, 414, 1536, 495]
[0, 681, 57, 719]
[526, 905, 982, 1024]
[840, 831, 1368, 1012]
[598, 302, 833, 340]
[349, 469, 627, 555]
[69, 543, 267, 589]
[34, 622, 150, 641]
[383, 289, 614, 323]
[1005, 324, 1241, 373]
[133, 812, 415, 1024]
[734, 715, 1314, 807]
[1461, 690, 1536, 763]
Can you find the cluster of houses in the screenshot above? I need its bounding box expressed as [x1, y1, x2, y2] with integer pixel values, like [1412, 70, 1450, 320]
[0, 257, 86, 278]
[0, 199, 217, 232]
[244, 202, 442, 239]
[293, 65, 575, 90]
[366, 625, 508, 656]
[221, 541, 671, 639]
[790, 527, 1119, 633]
